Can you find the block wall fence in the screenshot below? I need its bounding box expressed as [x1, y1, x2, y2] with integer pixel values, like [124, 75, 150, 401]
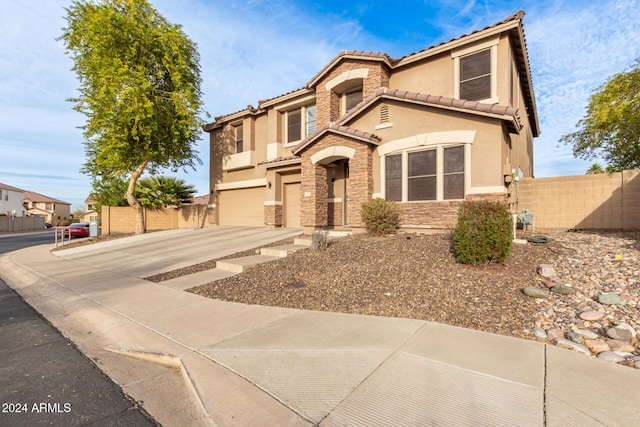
[101, 205, 215, 235]
[516, 170, 640, 231]
[98, 170, 640, 234]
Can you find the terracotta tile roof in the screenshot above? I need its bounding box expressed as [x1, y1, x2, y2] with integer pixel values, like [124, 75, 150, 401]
[338, 88, 523, 133]
[0, 182, 27, 192]
[394, 11, 526, 64]
[205, 88, 314, 131]
[189, 194, 211, 205]
[292, 123, 381, 155]
[204, 104, 262, 132]
[23, 191, 71, 205]
[257, 155, 301, 167]
[257, 87, 311, 107]
[307, 50, 393, 87]
[206, 10, 538, 136]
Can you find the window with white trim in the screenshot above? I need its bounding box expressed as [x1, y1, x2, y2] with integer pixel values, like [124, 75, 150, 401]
[443, 146, 465, 199]
[286, 104, 316, 144]
[452, 37, 498, 104]
[384, 145, 465, 202]
[459, 49, 491, 101]
[343, 89, 363, 113]
[305, 105, 316, 136]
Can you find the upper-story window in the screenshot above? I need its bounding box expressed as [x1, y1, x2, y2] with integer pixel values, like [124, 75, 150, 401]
[286, 104, 316, 144]
[343, 89, 363, 113]
[305, 105, 317, 137]
[234, 124, 243, 153]
[46, 203, 53, 210]
[452, 37, 498, 104]
[460, 49, 491, 101]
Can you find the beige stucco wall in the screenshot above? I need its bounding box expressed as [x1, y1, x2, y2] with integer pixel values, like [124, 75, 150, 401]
[348, 102, 507, 191]
[101, 205, 214, 235]
[517, 170, 640, 230]
[390, 52, 452, 97]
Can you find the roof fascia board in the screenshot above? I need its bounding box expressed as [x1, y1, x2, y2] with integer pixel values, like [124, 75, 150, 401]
[270, 92, 317, 111]
[340, 94, 522, 134]
[307, 54, 392, 88]
[514, 25, 540, 135]
[259, 88, 315, 109]
[394, 20, 519, 69]
[205, 109, 253, 131]
[293, 128, 380, 155]
[258, 157, 302, 169]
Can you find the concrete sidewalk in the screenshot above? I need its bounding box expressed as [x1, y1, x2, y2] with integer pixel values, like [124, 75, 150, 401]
[1, 230, 639, 426]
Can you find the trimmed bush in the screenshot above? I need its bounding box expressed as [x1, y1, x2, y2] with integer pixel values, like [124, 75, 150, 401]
[453, 200, 513, 264]
[361, 198, 399, 235]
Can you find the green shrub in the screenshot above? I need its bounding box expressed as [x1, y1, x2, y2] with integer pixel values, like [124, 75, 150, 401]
[453, 200, 513, 264]
[361, 198, 399, 235]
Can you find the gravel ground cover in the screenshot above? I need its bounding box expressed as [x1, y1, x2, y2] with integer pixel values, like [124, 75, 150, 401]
[187, 232, 556, 339]
[55, 228, 640, 366]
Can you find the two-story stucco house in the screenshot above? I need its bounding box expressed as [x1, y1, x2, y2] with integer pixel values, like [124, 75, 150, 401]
[23, 191, 71, 225]
[206, 11, 539, 233]
[0, 183, 28, 217]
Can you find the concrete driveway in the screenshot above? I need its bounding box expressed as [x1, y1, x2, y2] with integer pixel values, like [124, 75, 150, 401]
[53, 226, 303, 278]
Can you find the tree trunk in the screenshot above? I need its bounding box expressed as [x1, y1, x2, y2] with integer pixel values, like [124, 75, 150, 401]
[125, 161, 149, 235]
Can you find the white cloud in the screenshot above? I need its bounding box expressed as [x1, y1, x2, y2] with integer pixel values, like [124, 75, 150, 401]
[2, 0, 640, 205]
[525, 0, 640, 176]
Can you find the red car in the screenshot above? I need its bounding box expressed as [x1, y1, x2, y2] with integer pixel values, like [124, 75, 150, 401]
[64, 223, 90, 238]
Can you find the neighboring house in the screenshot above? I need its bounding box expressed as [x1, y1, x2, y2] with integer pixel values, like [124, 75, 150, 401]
[190, 194, 211, 205]
[23, 191, 71, 225]
[206, 11, 539, 233]
[0, 182, 27, 217]
[81, 195, 98, 223]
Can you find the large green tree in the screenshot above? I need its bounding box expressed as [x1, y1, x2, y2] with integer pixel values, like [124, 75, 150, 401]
[59, 0, 205, 234]
[91, 176, 129, 212]
[561, 60, 640, 171]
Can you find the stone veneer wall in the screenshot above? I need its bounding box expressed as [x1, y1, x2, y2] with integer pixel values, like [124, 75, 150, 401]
[300, 162, 328, 228]
[264, 204, 283, 228]
[300, 134, 374, 229]
[396, 193, 506, 230]
[314, 59, 391, 125]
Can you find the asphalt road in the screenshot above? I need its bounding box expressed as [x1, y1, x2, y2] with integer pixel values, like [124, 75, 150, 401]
[0, 231, 55, 254]
[0, 233, 159, 426]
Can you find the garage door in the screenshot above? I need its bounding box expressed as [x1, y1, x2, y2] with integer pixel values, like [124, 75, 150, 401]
[218, 187, 264, 226]
[284, 182, 301, 227]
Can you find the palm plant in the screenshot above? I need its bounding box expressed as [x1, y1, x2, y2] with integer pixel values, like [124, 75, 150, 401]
[136, 176, 195, 209]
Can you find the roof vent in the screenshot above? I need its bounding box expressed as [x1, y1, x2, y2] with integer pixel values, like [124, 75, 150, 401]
[380, 104, 389, 123]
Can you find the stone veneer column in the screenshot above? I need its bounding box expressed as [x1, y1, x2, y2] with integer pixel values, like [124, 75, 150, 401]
[346, 144, 374, 228]
[300, 158, 328, 230]
[264, 204, 283, 228]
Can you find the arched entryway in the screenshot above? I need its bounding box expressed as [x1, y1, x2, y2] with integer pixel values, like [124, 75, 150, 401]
[298, 137, 375, 233]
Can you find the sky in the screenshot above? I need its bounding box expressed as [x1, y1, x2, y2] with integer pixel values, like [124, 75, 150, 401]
[2, 0, 639, 209]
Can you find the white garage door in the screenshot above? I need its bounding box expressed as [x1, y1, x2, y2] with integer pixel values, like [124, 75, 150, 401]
[218, 187, 264, 226]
